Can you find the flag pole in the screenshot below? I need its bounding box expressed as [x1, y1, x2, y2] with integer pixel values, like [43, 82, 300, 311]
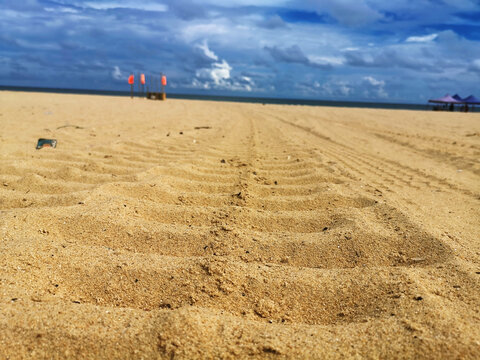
[138, 72, 140, 98]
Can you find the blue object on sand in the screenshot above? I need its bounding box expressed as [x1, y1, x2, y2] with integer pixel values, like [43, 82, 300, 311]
[36, 138, 57, 149]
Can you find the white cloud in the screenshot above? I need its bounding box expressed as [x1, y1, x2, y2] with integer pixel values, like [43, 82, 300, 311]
[196, 60, 232, 85]
[194, 41, 232, 85]
[82, 1, 167, 11]
[406, 33, 438, 43]
[363, 76, 387, 98]
[112, 66, 124, 80]
[194, 41, 231, 86]
[192, 78, 210, 89]
[44, 7, 78, 13]
[338, 83, 352, 96]
[321, 80, 352, 97]
[196, 40, 218, 61]
[363, 76, 385, 86]
[191, 42, 255, 92]
[309, 55, 345, 66]
[377, 87, 388, 98]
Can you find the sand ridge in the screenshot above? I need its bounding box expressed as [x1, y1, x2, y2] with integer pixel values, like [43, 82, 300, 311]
[0, 91, 479, 358]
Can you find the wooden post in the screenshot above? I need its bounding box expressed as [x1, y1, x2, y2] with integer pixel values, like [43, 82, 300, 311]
[137, 72, 141, 98]
[160, 72, 164, 94]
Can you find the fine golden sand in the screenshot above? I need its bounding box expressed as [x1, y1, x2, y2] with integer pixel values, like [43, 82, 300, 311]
[0, 91, 479, 359]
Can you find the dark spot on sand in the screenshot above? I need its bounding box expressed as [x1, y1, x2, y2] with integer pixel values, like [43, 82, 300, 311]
[263, 346, 281, 355]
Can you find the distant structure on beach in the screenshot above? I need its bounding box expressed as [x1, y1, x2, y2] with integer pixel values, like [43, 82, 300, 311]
[127, 72, 167, 100]
[428, 94, 480, 112]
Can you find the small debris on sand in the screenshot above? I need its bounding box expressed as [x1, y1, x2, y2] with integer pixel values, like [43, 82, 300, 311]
[36, 138, 57, 150]
[57, 124, 84, 130]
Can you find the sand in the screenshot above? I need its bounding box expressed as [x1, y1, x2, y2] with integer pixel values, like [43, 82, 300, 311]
[0, 91, 479, 359]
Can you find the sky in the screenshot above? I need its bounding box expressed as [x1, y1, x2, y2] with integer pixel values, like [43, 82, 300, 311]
[1, 0, 480, 103]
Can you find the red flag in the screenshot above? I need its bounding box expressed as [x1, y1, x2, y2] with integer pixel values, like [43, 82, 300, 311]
[140, 74, 145, 85]
[128, 74, 134, 85]
[161, 75, 167, 86]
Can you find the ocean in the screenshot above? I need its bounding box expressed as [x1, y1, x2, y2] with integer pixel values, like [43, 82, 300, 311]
[1, 85, 478, 112]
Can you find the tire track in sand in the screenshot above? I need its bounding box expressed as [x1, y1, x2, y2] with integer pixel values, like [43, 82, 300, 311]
[1, 100, 478, 359]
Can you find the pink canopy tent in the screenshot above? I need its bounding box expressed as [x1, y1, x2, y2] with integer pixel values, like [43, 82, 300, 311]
[428, 94, 479, 112]
[428, 94, 462, 104]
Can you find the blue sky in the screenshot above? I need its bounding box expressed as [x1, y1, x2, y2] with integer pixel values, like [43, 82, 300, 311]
[1, 0, 480, 102]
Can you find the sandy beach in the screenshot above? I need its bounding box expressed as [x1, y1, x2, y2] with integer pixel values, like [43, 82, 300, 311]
[0, 91, 479, 358]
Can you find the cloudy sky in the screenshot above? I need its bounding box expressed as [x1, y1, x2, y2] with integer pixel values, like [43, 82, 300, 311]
[1, 0, 480, 103]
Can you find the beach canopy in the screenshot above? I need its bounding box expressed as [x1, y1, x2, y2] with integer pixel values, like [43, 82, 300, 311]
[428, 94, 462, 103]
[452, 94, 463, 101]
[463, 95, 480, 104]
